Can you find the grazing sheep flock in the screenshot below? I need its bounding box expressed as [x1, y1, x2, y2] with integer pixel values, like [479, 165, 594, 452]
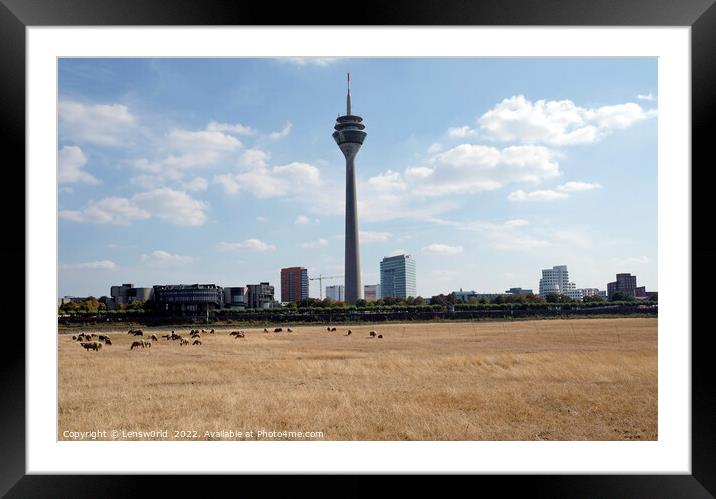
[72, 324, 384, 355]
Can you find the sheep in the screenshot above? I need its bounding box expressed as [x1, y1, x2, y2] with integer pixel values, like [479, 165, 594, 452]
[345, 330, 352, 336]
[104, 338, 112, 345]
[150, 334, 158, 341]
[192, 339, 202, 346]
[80, 341, 102, 351]
[369, 331, 376, 337]
[143, 340, 152, 348]
[232, 331, 245, 339]
[327, 327, 331, 332]
[331, 327, 337, 332]
[264, 328, 269, 333]
[287, 328, 293, 333]
[162, 334, 170, 340]
[377, 334, 383, 339]
[130, 340, 145, 350]
[180, 338, 189, 346]
[274, 327, 282, 333]
[127, 328, 143, 335]
[210, 328, 215, 334]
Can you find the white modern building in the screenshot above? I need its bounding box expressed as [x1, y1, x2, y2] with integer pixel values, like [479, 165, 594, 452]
[325, 284, 345, 302]
[539, 265, 581, 299]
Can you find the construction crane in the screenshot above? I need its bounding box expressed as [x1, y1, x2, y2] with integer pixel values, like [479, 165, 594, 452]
[309, 274, 343, 300]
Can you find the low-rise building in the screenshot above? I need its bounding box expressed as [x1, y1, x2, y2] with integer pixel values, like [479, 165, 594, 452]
[152, 284, 224, 314]
[505, 287, 533, 295]
[247, 282, 275, 309]
[325, 284, 345, 302]
[223, 286, 248, 308]
[364, 284, 381, 302]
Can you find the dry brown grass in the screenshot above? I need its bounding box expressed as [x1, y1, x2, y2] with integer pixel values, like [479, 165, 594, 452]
[58, 318, 657, 441]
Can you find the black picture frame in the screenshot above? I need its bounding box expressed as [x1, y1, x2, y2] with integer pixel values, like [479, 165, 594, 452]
[2, 0, 713, 495]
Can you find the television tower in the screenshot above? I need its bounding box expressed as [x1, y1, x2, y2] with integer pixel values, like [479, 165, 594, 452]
[333, 73, 366, 304]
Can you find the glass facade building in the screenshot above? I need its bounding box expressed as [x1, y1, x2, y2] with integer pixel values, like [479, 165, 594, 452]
[380, 254, 417, 299]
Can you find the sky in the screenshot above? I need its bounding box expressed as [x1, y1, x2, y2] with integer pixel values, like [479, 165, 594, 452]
[58, 57, 658, 299]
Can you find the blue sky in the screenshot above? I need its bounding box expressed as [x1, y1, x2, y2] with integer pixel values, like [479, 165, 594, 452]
[58, 58, 657, 298]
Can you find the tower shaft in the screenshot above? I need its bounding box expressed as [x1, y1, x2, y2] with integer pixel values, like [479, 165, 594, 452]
[343, 145, 361, 304]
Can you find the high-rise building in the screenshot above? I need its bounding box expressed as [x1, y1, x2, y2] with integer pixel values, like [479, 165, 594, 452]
[380, 254, 417, 299]
[325, 284, 345, 302]
[247, 282, 275, 309]
[280, 267, 309, 303]
[538, 265, 580, 298]
[364, 284, 381, 302]
[607, 273, 638, 299]
[333, 73, 366, 305]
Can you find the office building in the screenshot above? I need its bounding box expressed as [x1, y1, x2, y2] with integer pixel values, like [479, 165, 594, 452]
[223, 286, 248, 308]
[364, 284, 381, 302]
[606, 274, 655, 300]
[280, 267, 309, 303]
[325, 284, 345, 302]
[247, 282, 275, 309]
[538, 265, 571, 296]
[333, 73, 366, 304]
[152, 284, 224, 314]
[505, 287, 533, 295]
[380, 254, 417, 299]
[110, 283, 154, 308]
[607, 273, 638, 299]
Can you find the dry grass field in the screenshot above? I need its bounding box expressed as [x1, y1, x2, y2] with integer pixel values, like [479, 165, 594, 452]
[58, 317, 657, 441]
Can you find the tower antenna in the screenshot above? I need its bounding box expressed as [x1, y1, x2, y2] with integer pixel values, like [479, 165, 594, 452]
[346, 72, 352, 115]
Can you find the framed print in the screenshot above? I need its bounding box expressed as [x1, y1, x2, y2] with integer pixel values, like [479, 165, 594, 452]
[3, 0, 714, 495]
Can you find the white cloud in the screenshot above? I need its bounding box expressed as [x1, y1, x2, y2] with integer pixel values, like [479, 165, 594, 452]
[59, 188, 208, 226]
[267, 122, 293, 140]
[447, 126, 478, 139]
[160, 128, 243, 169]
[422, 243, 464, 255]
[217, 239, 276, 252]
[140, 250, 194, 268]
[390, 249, 407, 256]
[60, 260, 118, 271]
[206, 121, 254, 135]
[215, 161, 320, 198]
[183, 177, 209, 192]
[59, 100, 136, 146]
[295, 215, 320, 225]
[300, 238, 329, 249]
[132, 188, 208, 226]
[405, 144, 560, 196]
[367, 170, 407, 192]
[637, 93, 656, 102]
[508, 181, 601, 202]
[508, 189, 569, 202]
[427, 142, 443, 154]
[557, 181, 601, 193]
[59, 197, 150, 225]
[461, 219, 551, 251]
[478, 95, 657, 145]
[58, 146, 100, 185]
[239, 148, 270, 169]
[360, 231, 392, 242]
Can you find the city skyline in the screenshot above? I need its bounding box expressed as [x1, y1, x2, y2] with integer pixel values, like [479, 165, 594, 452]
[58, 58, 658, 298]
